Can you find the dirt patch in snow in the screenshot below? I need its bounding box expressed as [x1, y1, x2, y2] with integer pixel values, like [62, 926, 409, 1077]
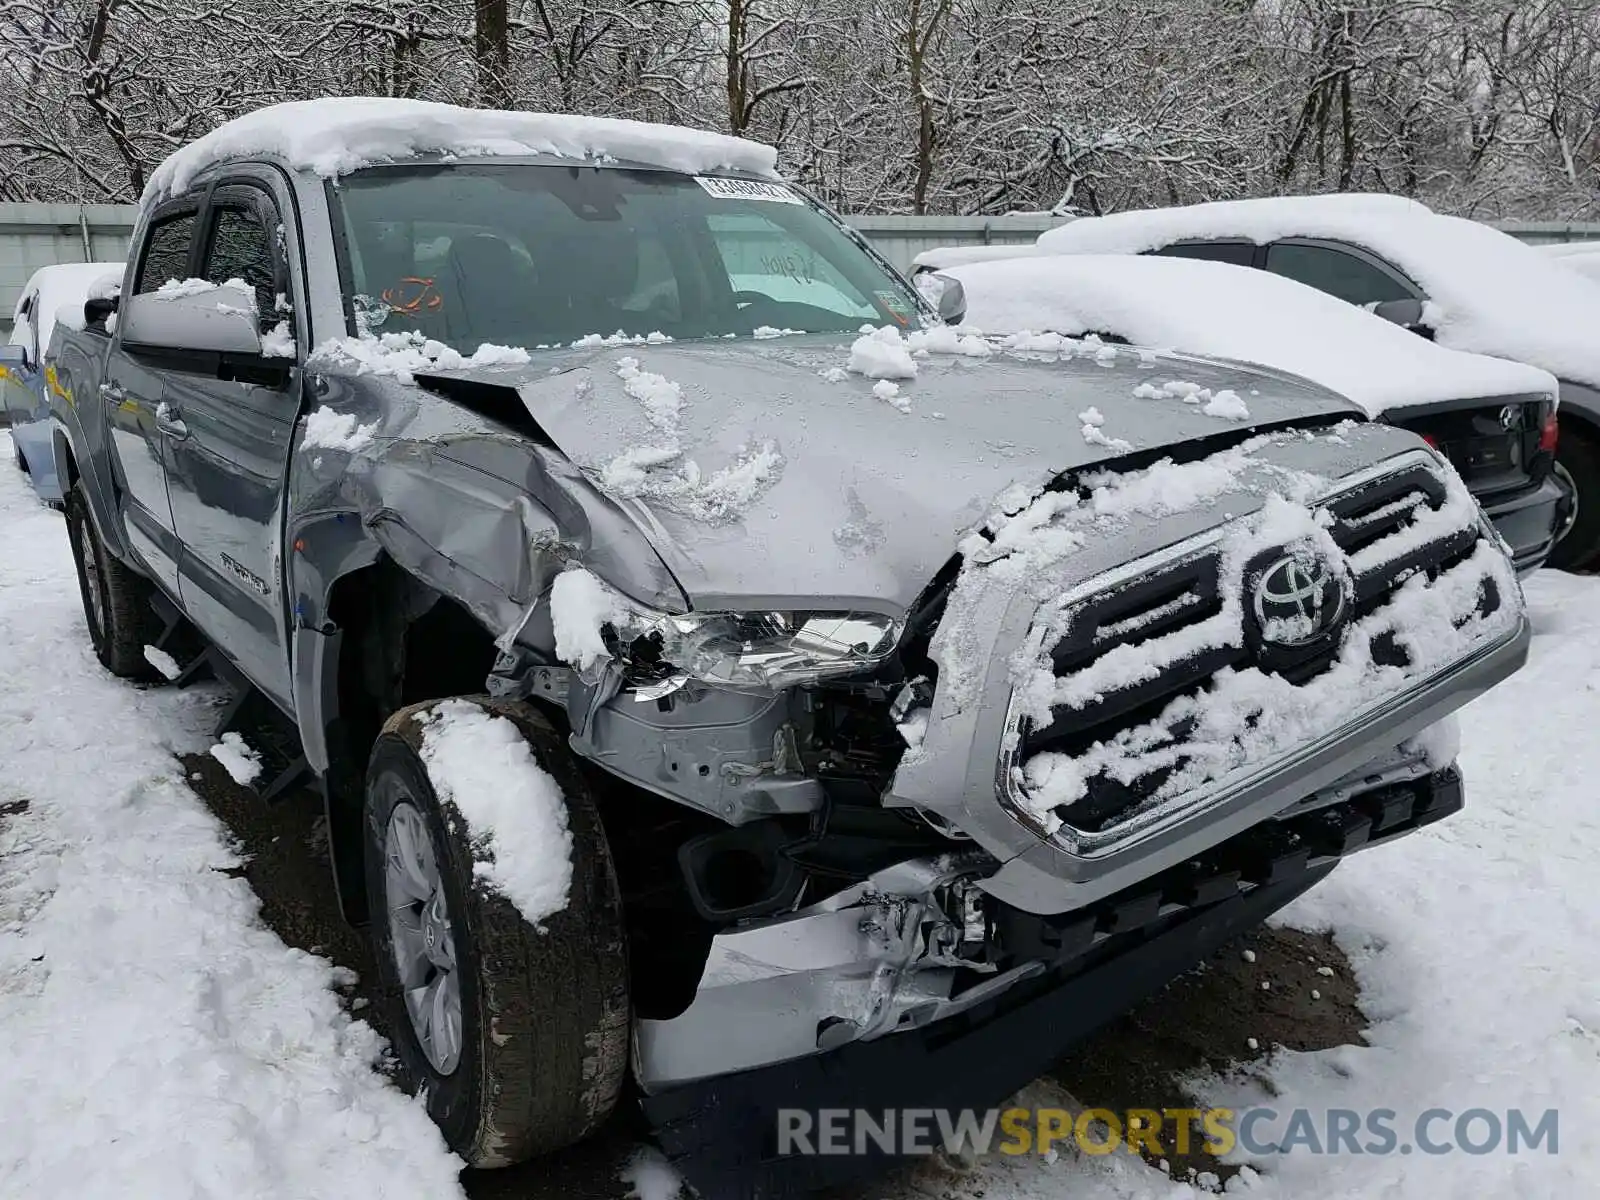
[1050, 924, 1364, 1187]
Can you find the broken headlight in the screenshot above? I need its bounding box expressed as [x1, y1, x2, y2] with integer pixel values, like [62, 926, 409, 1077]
[624, 610, 903, 690]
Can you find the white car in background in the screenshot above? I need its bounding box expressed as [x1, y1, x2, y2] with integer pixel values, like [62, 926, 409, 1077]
[1543, 241, 1600, 286]
[4, 261, 124, 504]
[934, 251, 1562, 575]
[1012, 195, 1600, 571]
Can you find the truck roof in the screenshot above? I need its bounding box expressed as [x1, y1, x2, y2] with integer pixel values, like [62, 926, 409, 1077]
[142, 98, 780, 206]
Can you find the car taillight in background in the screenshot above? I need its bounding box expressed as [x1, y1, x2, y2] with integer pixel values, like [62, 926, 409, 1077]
[1540, 410, 1559, 454]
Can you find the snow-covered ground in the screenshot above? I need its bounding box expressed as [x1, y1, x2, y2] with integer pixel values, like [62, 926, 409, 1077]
[0, 430, 1593, 1199]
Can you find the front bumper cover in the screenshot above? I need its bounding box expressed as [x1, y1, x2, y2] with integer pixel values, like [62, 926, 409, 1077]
[643, 766, 1465, 1200]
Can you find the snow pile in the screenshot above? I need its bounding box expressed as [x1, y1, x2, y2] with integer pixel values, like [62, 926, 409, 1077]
[417, 699, 572, 928]
[872, 379, 911, 412]
[752, 325, 805, 339]
[1034, 195, 1600, 391]
[597, 355, 784, 523]
[848, 324, 919, 380]
[907, 323, 995, 358]
[570, 330, 672, 348]
[1203, 389, 1250, 420]
[153, 276, 250, 301]
[9, 261, 125, 364]
[262, 321, 297, 358]
[615, 355, 684, 432]
[1077, 406, 1131, 452]
[0, 441, 465, 1200]
[549, 567, 628, 672]
[936, 442, 1515, 836]
[307, 331, 530, 384]
[209, 731, 263, 786]
[951, 254, 1558, 417]
[301, 407, 379, 453]
[142, 644, 182, 681]
[621, 1146, 686, 1200]
[145, 97, 778, 202]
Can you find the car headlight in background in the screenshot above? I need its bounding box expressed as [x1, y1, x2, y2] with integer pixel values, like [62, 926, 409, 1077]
[624, 609, 903, 690]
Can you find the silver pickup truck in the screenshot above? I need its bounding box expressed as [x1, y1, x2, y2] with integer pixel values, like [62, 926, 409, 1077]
[47, 100, 1528, 1198]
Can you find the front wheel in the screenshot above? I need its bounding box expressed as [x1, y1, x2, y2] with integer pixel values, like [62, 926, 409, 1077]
[63, 483, 161, 678]
[362, 697, 630, 1168]
[1548, 427, 1600, 572]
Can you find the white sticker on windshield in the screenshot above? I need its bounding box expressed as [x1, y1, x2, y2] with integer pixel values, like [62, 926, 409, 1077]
[694, 176, 804, 204]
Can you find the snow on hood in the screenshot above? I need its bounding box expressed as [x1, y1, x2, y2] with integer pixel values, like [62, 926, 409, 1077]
[143, 97, 779, 204]
[948, 254, 1557, 417]
[416, 334, 1359, 612]
[1035, 194, 1600, 391]
[9, 261, 124, 362]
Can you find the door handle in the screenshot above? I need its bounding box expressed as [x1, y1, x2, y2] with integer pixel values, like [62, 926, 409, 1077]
[98, 381, 126, 404]
[154, 401, 190, 441]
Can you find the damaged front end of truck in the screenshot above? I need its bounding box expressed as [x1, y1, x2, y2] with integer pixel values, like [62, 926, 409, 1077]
[284, 336, 1526, 1199]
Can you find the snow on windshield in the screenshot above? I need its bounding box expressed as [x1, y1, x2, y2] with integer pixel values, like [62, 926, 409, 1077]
[951, 254, 1557, 416]
[144, 97, 779, 202]
[1035, 195, 1600, 391]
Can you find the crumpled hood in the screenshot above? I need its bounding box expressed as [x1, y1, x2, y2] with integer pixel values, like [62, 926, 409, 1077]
[431, 334, 1360, 612]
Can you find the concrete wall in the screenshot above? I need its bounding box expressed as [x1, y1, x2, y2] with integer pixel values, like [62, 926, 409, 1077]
[2, 202, 1598, 335]
[1, 204, 136, 338]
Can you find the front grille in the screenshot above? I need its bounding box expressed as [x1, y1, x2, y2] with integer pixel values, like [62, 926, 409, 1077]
[1004, 452, 1509, 849]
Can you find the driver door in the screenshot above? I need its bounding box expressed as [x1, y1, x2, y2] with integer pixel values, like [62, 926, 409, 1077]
[164, 180, 302, 707]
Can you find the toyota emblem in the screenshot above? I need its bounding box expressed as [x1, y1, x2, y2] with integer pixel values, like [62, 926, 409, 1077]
[1251, 549, 1349, 649]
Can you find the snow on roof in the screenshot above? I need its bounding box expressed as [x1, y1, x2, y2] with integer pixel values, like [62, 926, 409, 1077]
[911, 242, 1054, 272]
[8, 261, 124, 362]
[947, 254, 1557, 417]
[144, 97, 780, 204]
[1542, 242, 1600, 286]
[1035, 194, 1600, 390]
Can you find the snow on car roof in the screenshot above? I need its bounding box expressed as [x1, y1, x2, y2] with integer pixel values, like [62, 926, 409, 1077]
[143, 97, 780, 204]
[911, 242, 1053, 271]
[1035, 194, 1600, 390]
[1542, 242, 1600, 286]
[8, 261, 124, 363]
[947, 253, 1557, 418]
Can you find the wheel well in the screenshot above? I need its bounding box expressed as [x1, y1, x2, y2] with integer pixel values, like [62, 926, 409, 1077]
[319, 558, 503, 924]
[1561, 405, 1600, 447]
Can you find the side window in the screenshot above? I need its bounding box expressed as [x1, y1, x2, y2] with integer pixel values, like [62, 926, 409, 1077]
[202, 204, 278, 329]
[134, 212, 198, 294]
[1152, 241, 1257, 268]
[1264, 242, 1412, 306]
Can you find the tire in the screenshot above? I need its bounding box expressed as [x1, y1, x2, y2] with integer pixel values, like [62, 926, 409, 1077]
[1548, 426, 1600, 572]
[64, 483, 161, 679]
[363, 697, 630, 1168]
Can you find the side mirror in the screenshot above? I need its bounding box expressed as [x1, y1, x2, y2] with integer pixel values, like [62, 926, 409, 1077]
[915, 272, 967, 325]
[84, 295, 118, 330]
[118, 284, 264, 357]
[1370, 297, 1433, 338]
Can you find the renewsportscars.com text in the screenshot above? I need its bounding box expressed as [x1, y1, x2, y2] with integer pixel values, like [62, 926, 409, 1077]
[777, 1106, 1559, 1158]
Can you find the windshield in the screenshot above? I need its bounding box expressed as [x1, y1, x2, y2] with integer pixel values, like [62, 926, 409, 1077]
[330, 164, 925, 349]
